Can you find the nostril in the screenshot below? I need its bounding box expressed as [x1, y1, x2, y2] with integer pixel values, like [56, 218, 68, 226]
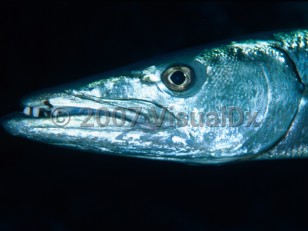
[43, 100, 53, 108]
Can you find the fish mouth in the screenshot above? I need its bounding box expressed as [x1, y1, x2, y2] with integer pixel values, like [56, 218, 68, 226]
[2, 91, 178, 136]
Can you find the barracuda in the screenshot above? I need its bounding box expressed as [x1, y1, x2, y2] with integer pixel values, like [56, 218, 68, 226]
[2, 30, 308, 164]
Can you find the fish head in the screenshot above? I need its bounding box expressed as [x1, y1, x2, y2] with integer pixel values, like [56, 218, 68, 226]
[2, 41, 304, 164]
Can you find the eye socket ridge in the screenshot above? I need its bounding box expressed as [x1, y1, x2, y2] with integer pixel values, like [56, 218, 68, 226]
[161, 65, 194, 92]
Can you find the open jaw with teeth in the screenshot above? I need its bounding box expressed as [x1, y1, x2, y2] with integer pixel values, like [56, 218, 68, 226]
[22, 104, 93, 118]
[23, 100, 54, 118]
[21, 99, 110, 120]
[23, 106, 52, 118]
[20, 97, 175, 131]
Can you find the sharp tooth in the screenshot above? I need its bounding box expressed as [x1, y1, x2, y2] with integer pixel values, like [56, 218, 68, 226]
[32, 107, 40, 117]
[23, 107, 31, 116]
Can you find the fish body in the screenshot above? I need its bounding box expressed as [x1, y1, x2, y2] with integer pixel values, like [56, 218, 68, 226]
[2, 29, 308, 164]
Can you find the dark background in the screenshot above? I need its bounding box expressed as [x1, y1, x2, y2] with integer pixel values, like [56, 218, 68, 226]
[1, 2, 308, 231]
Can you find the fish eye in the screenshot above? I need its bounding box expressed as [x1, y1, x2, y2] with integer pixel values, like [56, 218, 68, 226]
[161, 65, 194, 92]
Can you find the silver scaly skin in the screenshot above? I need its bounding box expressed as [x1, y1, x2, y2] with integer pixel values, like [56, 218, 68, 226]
[2, 30, 308, 164]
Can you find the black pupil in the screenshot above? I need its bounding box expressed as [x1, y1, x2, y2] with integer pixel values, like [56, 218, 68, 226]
[170, 71, 186, 85]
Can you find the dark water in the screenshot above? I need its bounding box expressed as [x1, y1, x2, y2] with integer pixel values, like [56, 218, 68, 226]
[1, 2, 308, 230]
